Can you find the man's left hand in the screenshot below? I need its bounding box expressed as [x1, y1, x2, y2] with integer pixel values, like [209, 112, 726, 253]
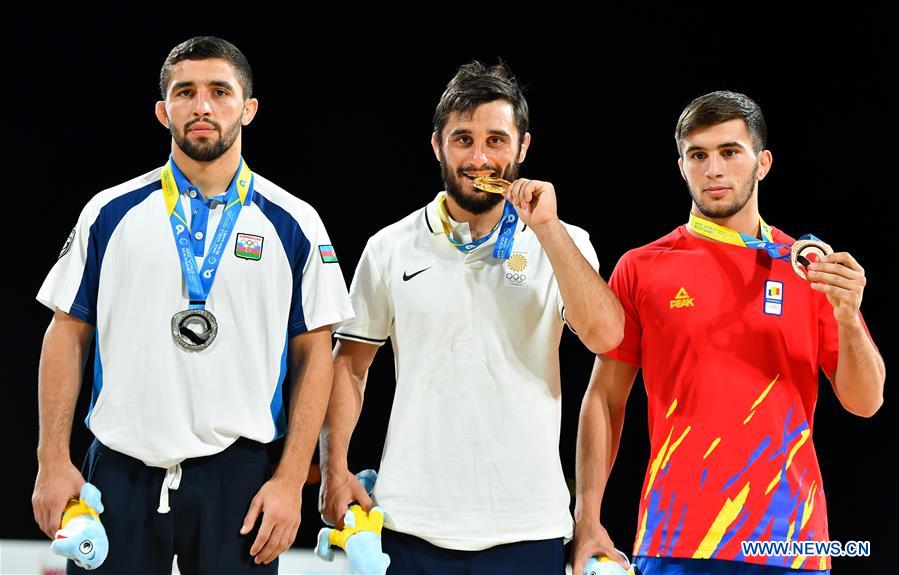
[241, 476, 302, 565]
[504, 178, 558, 228]
[807, 252, 866, 326]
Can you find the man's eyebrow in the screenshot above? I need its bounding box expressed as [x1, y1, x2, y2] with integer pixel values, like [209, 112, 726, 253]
[169, 80, 236, 92]
[170, 80, 195, 92]
[685, 141, 748, 153]
[208, 80, 236, 91]
[447, 129, 512, 138]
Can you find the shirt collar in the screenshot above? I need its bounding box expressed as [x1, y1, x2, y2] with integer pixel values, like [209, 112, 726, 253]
[167, 155, 251, 205]
[424, 191, 527, 240]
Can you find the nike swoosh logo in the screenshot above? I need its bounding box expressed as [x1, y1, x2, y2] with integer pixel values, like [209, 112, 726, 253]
[403, 267, 431, 281]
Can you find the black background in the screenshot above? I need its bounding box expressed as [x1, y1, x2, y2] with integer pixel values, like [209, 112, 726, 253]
[8, 12, 894, 571]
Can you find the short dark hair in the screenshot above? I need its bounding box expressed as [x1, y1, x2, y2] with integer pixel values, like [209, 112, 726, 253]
[675, 91, 767, 157]
[433, 61, 529, 141]
[159, 36, 253, 100]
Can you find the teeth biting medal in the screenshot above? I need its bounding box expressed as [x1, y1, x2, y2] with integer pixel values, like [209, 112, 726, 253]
[473, 176, 511, 194]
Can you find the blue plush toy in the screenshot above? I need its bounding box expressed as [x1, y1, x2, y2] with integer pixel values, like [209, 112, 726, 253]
[316, 469, 390, 575]
[583, 549, 636, 575]
[50, 482, 109, 570]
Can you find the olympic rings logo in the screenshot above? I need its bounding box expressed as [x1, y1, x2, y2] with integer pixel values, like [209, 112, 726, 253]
[505, 272, 527, 284]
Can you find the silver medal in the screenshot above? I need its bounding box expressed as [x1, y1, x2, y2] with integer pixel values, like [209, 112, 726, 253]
[171, 309, 218, 351]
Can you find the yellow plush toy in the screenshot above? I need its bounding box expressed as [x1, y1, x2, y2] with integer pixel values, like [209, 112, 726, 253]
[315, 469, 390, 575]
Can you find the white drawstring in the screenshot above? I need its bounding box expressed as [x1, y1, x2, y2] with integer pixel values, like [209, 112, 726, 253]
[157, 463, 182, 513]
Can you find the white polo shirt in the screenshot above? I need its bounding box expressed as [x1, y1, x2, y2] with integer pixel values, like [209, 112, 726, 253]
[335, 192, 600, 550]
[37, 163, 354, 469]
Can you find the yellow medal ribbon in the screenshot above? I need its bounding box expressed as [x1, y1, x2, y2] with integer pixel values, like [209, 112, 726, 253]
[161, 160, 252, 220]
[434, 192, 519, 258]
[687, 213, 775, 246]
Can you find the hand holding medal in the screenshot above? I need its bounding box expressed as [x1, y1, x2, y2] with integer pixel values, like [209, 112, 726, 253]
[686, 214, 867, 326]
[806, 251, 868, 327]
[500, 178, 559, 228]
[790, 238, 833, 280]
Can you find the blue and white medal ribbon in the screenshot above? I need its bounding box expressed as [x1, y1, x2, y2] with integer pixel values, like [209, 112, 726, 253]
[436, 193, 519, 259]
[161, 157, 253, 350]
[687, 213, 833, 280]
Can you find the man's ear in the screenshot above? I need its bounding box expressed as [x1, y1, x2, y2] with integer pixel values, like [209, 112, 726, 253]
[431, 132, 442, 163]
[757, 150, 773, 181]
[155, 101, 170, 129]
[517, 132, 531, 164]
[241, 98, 259, 126]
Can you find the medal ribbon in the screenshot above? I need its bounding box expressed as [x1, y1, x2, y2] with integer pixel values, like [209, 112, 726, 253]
[436, 192, 519, 259]
[687, 213, 823, 261]
[161, 157, 253, 310]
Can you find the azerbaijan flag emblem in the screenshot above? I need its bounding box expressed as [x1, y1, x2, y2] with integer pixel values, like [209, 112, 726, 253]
[235, 233, 264, 261]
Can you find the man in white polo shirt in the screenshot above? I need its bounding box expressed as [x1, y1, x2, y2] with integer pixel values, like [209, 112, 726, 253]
[32, 36, 353, 573]
[318, 61, 625, 574]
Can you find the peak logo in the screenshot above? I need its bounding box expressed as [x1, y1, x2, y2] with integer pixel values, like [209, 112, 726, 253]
[670, 287, 695, 309]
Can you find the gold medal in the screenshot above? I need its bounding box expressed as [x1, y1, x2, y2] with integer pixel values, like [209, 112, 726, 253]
[472, 176, 511, 194]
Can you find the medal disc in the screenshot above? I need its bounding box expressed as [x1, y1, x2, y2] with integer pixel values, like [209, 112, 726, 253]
[472, 176, 511, 194]
[790, 239, 833, 280]
[171, 309, 218, 351]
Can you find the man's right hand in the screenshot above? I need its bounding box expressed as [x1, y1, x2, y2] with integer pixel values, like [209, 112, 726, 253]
[318, 468, 373, 529]
[571, 518, 630, 575]
[32, 459, 85, 539]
